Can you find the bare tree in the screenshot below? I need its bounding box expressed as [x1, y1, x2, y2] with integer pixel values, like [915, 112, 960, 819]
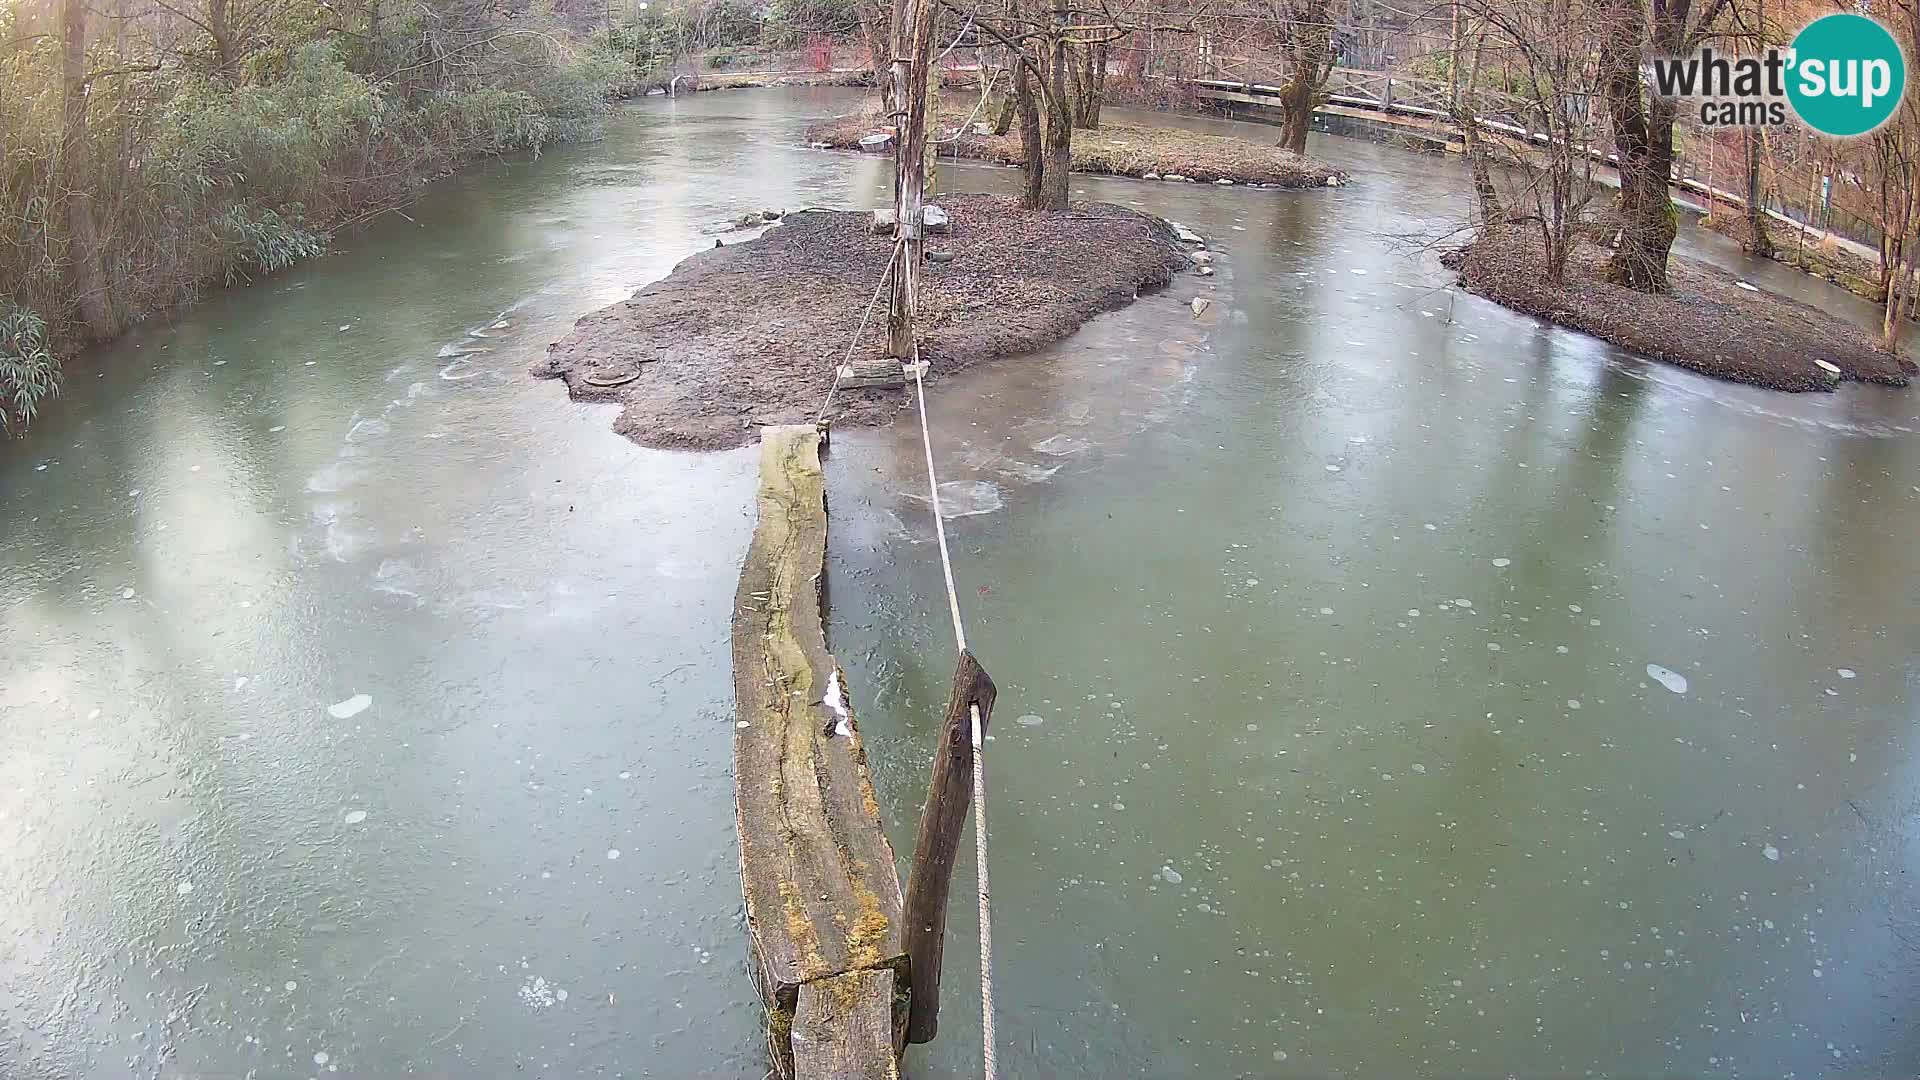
[1459, 0, 1605, 284]
[1265, 0, 1342, 154]
[1879, 0, 1920, 348]
[944, 0, 1177, 208]
[1595, 0, 1732, 290]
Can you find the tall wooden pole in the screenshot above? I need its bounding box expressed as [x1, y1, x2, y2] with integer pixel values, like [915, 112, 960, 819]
[886, 0, 937, 360]
[902, 649, 997, 1044]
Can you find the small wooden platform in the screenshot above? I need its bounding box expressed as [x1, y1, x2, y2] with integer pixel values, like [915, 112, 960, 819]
[732, 425, 908, 1079]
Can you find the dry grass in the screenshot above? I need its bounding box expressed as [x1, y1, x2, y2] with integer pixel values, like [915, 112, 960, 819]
[806, 105, 1346, 189]
[1454, 226, 1915, 391]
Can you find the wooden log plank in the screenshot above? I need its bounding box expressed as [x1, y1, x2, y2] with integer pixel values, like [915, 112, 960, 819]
[732, 425, 907, 1077]
[837, 358, 907, 389]
[901, 650, 996, 1044]
[793, 970, 903, 1080]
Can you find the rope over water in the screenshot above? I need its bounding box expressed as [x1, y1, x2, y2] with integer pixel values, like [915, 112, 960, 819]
[814, 253, 998, 1079]
[909, 339, 998, 1080]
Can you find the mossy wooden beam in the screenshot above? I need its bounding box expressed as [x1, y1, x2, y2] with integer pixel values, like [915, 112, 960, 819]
[732, 425, 907, 1079]
[793, 970, 904, 1080]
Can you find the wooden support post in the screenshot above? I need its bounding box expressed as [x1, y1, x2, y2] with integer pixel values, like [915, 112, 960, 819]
[886, 0, 936, 360]
[900, 649, 997, 1044]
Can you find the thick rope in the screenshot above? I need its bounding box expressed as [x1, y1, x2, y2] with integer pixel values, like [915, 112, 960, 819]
[909, 342, 997, 1080]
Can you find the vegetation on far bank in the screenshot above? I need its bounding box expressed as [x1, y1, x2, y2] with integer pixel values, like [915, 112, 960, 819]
[0, 0, 879, 432]
[806, 105, 1344, 188]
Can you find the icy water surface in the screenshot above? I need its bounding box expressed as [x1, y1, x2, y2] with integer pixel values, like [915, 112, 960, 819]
[0, 89, 896, 1079]
[825, 114, 1920, 1077]
[3, 88, 1918, 1078]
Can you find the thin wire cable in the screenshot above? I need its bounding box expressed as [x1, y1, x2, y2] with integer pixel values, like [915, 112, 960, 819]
[816, 236, 908, 424]
[908, 341, 996, 1080]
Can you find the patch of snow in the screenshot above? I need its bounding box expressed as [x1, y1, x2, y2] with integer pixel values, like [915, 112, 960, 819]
[823, 668, 852, 737]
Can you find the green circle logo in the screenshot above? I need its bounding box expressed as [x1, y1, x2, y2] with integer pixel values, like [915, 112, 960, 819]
[1787, 14, 1906, 137]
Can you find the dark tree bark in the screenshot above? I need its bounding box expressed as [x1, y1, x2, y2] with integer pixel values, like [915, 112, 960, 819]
[991, 64, 1016, 135]
[1034, 0, 1072, 209]
[1599, 0, 1732, 290]
[1013, 51, 1044, 208]
[1276, 0, 1336, 154]
[1071, 40, 1106, 128]
[208, 0, 236, 71]
[1039, 34, 1072, 208]
[1452, 35, 1500, 226]
[61, 0, 116, 340]
[1744, 128, 1773, 257]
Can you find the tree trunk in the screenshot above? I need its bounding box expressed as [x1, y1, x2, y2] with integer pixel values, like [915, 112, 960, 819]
[1884, 180, 1919, 348]
[209, 0, 236, 73]
[1027, 0, 1072, 209]
[368, 0, 385, 73]
[1038, 31, 1072, 209]
[991, 60, 1016, 135]
[886, 0, 935, 359]
[1744, 127, 1773, 258]
[1453, 34, 1499, 225]
[1599, 0, 1675, 291]
[1276, 6, 1333, 155]
[1072, 40, 1106, 128]
[61, 0, 116, 341]
[1013, 53, 1044, 208]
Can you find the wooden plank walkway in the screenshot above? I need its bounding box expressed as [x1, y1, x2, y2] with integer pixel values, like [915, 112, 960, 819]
[732, 425, 906, 1080]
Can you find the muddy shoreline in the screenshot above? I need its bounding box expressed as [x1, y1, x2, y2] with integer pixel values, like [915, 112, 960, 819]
[1450, 227, 1915, 392]
[805, 107, 1346, 189]
[534, 194, 1190, 450]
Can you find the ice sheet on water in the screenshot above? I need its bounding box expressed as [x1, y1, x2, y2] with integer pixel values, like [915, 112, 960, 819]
[327, 693, 372, 719]
[1032, 434, 1091, 456]
[1646, 664, 1688, 694]
[933, 480, 1002, 519]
